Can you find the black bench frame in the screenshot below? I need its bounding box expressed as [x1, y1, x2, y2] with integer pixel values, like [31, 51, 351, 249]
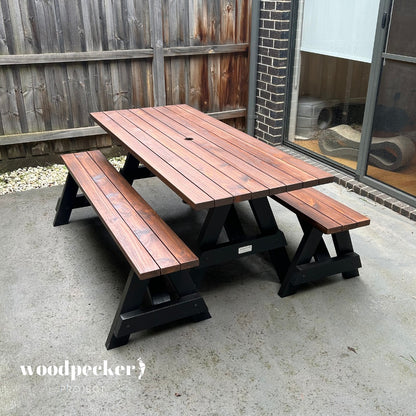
[54, 151, 210, 349]
[277, 220, 362, 297]
[270, 189, 370, 297]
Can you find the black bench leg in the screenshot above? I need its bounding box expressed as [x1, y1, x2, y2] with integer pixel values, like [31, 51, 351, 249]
[299, 218, 331, 262]
[332, 231, 360, 279]
[106, 270, 150, 350]
[106, 271, 210, 349]
[278, 226, 323, 297]
[169, 272, 211, 322]
[53, 174, 79, 226]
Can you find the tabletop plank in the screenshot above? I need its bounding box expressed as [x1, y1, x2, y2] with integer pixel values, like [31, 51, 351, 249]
[161, 105, 306, 189]
[110, 110, 234, 207]
[153, 106, 293, 193]
[137, 107, 270, 199]
[176, 104, 334, 186]
[91, 111, 215, 209]
[91, 104, 334, 210]
[125, 109, 251, 202]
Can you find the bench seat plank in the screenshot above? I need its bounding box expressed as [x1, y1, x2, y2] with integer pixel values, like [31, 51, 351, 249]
[90, 150, 200, 267]
[75, 152, 181, 275]
[61, 150, 199, 279]
[62, 153, 160, 279]
[271, 188, 370, 234]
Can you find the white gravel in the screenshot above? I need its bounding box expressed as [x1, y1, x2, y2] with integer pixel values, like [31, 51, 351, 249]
[0, 156, 126, 195]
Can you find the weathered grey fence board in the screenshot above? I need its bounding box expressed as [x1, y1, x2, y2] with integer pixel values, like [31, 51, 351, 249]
[0, 5, 9, 54]
[0, 44, 248, 65]
[220, 0, 235, 111]
[6, 0, 25, 54]
[0, 108, 246, 146]
[102, 0, 113, 50]
[149, 0, 166, 106]
[0, 50, 153, 65]
[188, 0, 207, 110]
[0, 0, 251, 154]
[162, 0, 176, 105]
[0, 68, 21, 134]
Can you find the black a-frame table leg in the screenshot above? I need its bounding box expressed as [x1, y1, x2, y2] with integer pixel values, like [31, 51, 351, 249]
[119, 153, 155, 184]
[223, 204, 247, 242]
[249, 197, 291, 282]
[298, 218, 331, 263]
[119, 153, 140, 184]
[192, 199, 290, 287]
[197, 205, 232, 250]
[168, 272, 211, 322]
[191, 205, 231, 287]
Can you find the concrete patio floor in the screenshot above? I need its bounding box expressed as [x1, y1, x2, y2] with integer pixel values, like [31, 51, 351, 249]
[1, 178, 415, 415]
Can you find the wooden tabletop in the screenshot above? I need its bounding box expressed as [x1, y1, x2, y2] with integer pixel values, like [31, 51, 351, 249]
[91, 104, 334, 210]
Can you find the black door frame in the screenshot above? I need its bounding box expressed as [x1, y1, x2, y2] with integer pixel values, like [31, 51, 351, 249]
[357, 0, 416, 207]
[284, 0, 416, 208]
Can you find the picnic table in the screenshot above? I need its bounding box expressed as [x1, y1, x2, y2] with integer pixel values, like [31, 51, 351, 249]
[54, 104, 369, 349]
[91, 104, 334, 272]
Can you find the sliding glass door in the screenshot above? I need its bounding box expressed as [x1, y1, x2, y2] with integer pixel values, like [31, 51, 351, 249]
[363, 0, 416, 198]
[289, 0, 416, 203]
[288, 0, 380, 171]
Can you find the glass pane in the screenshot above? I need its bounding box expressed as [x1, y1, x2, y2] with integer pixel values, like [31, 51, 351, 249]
[292, 52, 370, 171]
[367, 59, 416, 197]
[387, 0, 416, 57]
[301, 0, 379, 63]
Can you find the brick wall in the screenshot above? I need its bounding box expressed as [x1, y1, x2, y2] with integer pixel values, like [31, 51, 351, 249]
[255, 0, 293, 144]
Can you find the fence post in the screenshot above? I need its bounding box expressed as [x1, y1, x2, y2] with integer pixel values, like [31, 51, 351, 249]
[149, 0, 166, 106]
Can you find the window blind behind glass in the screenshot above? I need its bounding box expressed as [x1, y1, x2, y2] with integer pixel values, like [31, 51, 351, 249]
[301, 0, 380, 63]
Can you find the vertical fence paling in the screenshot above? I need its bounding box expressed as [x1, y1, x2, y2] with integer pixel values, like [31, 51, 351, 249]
[0, 0, 251, 157]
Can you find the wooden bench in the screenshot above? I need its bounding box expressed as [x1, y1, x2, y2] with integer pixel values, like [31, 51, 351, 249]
[54, 150, 210, 349]
[269, 187, 370, 297]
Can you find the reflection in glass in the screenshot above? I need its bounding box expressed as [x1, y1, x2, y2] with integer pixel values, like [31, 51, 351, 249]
[292, 52, 370, 171]
[386, 0, 416, 57]
[367, 59, 416, 197]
